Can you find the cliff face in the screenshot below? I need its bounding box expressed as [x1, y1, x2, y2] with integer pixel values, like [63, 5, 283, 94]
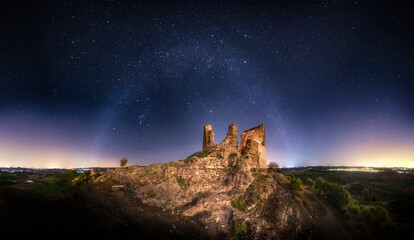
[93, 124, 317, 239]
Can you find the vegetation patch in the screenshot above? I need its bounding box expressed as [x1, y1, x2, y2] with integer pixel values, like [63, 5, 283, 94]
[198, 191, 211, 198]
[234, 165, 241, 171]
[257, 174, 270, 181]
[304, 177, 315, 187]
[101, 178, 121, 188]
[76, 171, 91, 184]
[191, 151, 209, 158]
[176, 175, 188, 190]
[229, 152, 238, 159]
[93, 172, 100, 180]
[147, 191, 156, 198]
[231, 199, 247, 212]
[234, 221, 247, 237]
[287, 175, 303, 191]
[185, 157, 196, 163]
[0, 176, 16, 186]
[318, 180, 350, 209]
[348, 203, 361, 216]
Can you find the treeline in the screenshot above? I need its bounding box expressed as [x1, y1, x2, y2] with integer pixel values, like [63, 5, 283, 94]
[287, 172, 404, 239]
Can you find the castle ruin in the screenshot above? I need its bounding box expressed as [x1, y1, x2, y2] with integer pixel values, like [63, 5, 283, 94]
[202, 124, 267, 168]
[202, 124, 215, 151]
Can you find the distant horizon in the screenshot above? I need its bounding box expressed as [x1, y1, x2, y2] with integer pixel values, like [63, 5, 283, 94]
[1, 163, 412, 170]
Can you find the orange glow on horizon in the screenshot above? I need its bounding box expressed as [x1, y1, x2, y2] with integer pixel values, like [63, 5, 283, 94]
[327, 140, 414, 168]
[0, 140, 118, 169]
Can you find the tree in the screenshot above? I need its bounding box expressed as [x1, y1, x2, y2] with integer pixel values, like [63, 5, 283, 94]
[320, 181, 350, 209]
[267, 161, 280, 169]
[304, 177, 315, 187]
[288, 175, 303, 191]
[120, 157, 128, 167]
[315, 177, 325, 190]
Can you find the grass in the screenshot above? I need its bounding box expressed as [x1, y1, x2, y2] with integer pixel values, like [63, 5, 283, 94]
[176, 175, 188, 189]
[231, 199, 246, 212]
[192, 151, 210, 158]
[198, 191, 211, 198]
[0, 176, 16, 186]
[185, 151, 210, 163]
[234, 221, 247, 237]
[257, 174, 270, 181]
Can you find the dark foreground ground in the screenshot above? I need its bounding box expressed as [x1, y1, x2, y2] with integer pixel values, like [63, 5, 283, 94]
[0, 170, 209, 239]
[0, 167, 413, 239]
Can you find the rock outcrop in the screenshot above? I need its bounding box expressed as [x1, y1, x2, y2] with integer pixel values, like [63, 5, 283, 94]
[93, 124, 319, 239]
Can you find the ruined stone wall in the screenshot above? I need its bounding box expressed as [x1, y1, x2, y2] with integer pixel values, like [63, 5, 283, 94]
[202, 124, 267, 168]
[203, 124, 215, 151]
[240, 125, 267, 168]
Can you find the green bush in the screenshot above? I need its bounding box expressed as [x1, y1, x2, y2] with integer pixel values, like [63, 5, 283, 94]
[304, 177, 315, 187]
[348, 204, 361, 216]
[373, 206, 389, 223]
[288, 175, 303, 191]
[234, 165, 241, 171]
[320, 181, 350, 209]
[77, 171, 90, 183]
[361, 207, 373, 221]
[234, 221, 247, 237]
[315, 177, 325, 190]
[231, 199, 247, 212]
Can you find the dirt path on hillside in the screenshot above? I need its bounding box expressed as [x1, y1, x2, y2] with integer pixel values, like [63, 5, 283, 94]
[311, 193, 355, 240]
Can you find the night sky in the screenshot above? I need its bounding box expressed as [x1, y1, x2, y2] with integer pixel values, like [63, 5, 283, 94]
[1, 1, 413, 168]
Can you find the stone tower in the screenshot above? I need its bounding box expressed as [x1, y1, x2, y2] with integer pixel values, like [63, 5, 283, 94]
[203, 124, 215, 151]
[240, 125, 267, 168]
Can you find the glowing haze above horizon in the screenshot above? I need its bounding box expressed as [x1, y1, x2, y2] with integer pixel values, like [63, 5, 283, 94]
[1, 1, 414, 169]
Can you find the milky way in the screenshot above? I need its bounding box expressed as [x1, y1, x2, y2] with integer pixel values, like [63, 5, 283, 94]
[1, 1, 413, 168]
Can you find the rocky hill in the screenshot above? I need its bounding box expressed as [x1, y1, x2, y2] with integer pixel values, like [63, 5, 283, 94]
[91, 124, 327, 239]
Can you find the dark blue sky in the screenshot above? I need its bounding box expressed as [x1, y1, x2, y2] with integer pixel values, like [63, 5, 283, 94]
[1, 1, 413, 168]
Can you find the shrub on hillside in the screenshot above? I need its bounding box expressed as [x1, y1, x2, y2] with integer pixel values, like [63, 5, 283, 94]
[288, 175, 303, 191]
[361, 207, 373, 221]
[348, 204, 361, 216]
[231, 199, 247, 212]
[320, 181, 350, 209]
[315, 177, 325, 190]
[234, 221, 247, 237]
[304, 177, 315, 187]
[192, 151, 209, 158]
